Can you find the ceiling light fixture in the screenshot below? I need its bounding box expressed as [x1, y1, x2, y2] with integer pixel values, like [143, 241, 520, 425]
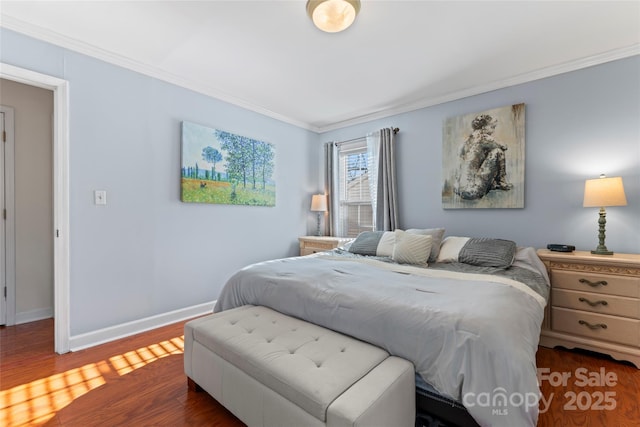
[306, 0, 361, 33]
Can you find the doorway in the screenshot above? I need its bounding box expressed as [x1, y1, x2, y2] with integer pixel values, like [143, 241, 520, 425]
[0, 63, 70, 353]
[1, 79, 54, 327]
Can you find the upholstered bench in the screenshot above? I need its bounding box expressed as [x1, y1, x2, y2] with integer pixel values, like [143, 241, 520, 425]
[184, 305, 415, 427]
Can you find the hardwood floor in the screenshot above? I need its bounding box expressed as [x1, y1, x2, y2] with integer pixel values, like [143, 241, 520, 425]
[1, 318, 639, 426]
[1, 318, 243, 427]
[535, 346, 640, 427]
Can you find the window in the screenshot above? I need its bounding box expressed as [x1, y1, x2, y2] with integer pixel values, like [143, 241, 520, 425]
[337, 140, 373, 237]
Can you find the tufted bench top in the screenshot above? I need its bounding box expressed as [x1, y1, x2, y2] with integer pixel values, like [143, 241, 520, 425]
[189, 305, 390, 421]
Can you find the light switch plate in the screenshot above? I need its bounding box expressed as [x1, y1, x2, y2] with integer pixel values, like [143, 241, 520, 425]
[94, 190, 107, 205]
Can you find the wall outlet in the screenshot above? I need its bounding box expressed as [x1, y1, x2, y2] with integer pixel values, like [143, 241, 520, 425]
[94, 190, 107, 205]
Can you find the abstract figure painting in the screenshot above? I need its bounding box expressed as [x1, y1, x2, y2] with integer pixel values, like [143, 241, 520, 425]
[442, 104, 525, 209]
[181, 121, 276, 206]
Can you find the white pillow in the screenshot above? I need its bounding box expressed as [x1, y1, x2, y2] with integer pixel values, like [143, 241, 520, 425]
[376, 231, 396, 257]
[405, 228, 445, 262]
[436, 236, 470, 263]
[392, 230, 432, 266]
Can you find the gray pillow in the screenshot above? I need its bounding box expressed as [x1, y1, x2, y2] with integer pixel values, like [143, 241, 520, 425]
[458, 238, 517, 269]
[348, 231, 386, 256]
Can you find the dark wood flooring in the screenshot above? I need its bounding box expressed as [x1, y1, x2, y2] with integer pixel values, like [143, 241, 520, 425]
[1, 318, 638, 426]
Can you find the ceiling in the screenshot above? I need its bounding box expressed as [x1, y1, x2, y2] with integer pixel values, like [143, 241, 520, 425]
[1, 1, 639, 132]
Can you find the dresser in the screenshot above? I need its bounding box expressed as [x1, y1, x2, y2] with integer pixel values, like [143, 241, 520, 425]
[298, 236, 353, 256]
[537, 249, 640, 368]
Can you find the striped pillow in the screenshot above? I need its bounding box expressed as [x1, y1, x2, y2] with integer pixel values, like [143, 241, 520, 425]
[392, 230, 432, 266]
[436, 237, 516, 268]
[348, 231, 395, 257]
[405, 228, 445, 262]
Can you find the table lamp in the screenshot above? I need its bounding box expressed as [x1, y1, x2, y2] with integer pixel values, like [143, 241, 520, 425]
[310, 194, 327, 236]
[583, 174, 627, 255]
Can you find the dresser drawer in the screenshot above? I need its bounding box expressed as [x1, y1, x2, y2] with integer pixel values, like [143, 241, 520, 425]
[302, 241, 336, 251]
[299, 237, 353, 256]
[551, 270, 640, 298]
[552, 288, 640, 319]
[301, 248, 323, 256]
[300, 241, 336, 256]
[552, 307, 640, 347]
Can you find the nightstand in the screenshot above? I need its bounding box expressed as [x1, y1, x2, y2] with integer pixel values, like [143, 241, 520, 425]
[537, 249, 640, 368]
[298, 236, 353, 256]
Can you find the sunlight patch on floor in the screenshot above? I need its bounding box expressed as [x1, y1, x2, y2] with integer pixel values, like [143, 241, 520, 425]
[108, 336, 184, 375]
[0, 335, 184, 427]
[0, 362, 105, 426]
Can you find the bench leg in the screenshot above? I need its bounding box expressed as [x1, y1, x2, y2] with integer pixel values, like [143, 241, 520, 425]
[187, 377, 204, 392]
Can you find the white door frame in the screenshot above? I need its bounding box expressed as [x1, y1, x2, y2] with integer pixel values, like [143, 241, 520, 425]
[0, 106, 16, 327]
[1, 63, 70, 354]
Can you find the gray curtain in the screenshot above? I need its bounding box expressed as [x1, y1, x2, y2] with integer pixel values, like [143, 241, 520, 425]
[373, 128, 399, 231]
[324, 142, 339, 236]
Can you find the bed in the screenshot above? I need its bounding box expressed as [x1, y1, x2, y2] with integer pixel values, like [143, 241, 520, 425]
[214, 230, 549, 427]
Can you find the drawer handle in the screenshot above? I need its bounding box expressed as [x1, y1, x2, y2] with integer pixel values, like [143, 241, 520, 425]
[579, 278, 608, 287]
[578, 297, 608, 307]
[578, 320, 607, 330]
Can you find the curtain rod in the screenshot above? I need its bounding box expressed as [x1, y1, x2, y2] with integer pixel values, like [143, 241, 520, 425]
[333, 127, 399, 146]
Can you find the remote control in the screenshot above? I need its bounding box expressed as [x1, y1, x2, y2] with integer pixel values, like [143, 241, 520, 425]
[547, 244, 575, 252]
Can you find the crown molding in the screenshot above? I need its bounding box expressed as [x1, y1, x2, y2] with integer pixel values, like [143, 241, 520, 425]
[2, 14, 637, 135]
[0, 15, 315, 131]
[318, 44, 640, 133]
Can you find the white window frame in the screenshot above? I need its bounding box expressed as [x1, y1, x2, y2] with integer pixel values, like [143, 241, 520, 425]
[336, 140, 374, 237]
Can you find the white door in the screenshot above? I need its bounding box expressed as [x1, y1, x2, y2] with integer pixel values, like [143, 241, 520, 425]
[0, 109, 5, 325]
[0, 105, 15, 326]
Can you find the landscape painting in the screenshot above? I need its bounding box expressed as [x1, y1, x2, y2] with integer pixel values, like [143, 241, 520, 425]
[181, 121, 276, 206]
[442, 103, 525, 209]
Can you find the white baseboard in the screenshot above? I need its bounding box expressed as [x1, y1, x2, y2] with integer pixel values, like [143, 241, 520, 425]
[69, 301, 216, 351]
[15, 307, 54, 325]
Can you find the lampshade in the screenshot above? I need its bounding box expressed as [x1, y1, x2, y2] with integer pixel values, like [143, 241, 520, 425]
[311, 194, 328, 212]
[306, 0, 361, 33]
[583, 175, 627, 207]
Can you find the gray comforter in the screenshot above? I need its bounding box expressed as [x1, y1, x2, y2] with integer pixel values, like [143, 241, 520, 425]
[214, 247, 549, 427]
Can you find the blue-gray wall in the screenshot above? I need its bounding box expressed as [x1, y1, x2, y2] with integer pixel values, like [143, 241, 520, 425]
[1, 29, 320, 335]
[2, 27, 638, 338]
[319, 56, 639, 255]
